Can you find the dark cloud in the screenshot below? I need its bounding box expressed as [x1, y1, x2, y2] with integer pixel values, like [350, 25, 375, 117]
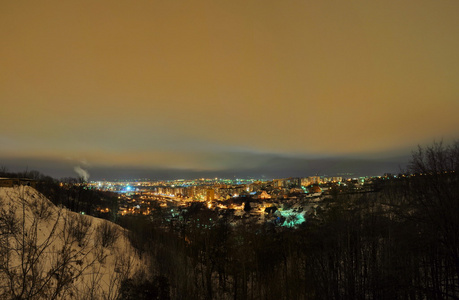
[1, 151, 409, 180]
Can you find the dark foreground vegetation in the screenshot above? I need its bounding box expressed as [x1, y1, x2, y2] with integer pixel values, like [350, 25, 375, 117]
[0, 168, 119, 222]
[1, 141, 458, 299]
[118, 142, 459, 300]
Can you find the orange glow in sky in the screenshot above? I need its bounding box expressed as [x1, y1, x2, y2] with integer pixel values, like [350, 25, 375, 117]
[1, 0, 458, 178]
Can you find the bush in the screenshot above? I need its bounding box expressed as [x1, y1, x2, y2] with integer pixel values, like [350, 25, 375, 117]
[67, 213, 93, 246]
[119, 274, 170, 300]
[28, 192, 53, 220]
[95, 221, 120, 248]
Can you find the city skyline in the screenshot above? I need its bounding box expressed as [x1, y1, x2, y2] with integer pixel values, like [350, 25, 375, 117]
[1, 1, 459, 180]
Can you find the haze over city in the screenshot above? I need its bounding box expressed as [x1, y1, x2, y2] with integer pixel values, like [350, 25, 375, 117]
[1, 0, 459, 180]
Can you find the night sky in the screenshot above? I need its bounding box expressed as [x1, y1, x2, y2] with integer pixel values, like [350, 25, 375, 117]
[1, 1, 459, 180]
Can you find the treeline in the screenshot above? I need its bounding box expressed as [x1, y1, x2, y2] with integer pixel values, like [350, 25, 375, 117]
[0, 168, 119, 222]
[118, 142, 459, 299]
[36, 179, 119, 222]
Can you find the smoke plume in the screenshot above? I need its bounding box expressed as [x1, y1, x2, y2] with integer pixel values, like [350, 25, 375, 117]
[74, 166, 90, 181]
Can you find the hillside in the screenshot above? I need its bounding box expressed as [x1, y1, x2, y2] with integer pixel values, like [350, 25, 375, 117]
[0, 186, 147, 300]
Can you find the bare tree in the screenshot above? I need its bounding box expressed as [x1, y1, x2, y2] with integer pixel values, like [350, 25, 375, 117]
[65, 212, 93, 248]
[405, 141, 459, 298]
[95, 221, 120, 248]
[0, 187, 101, 299]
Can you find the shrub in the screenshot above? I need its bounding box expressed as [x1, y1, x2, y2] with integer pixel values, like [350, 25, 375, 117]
[67, 213, 93, 247]
[95, 221, 120, 248]
[119, 274, 170, 300]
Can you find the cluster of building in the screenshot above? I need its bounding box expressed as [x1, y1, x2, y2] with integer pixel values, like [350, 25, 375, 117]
[88, 175, 379, 227]
[89, 176, 345, 200]
[0, 174, 392, 227]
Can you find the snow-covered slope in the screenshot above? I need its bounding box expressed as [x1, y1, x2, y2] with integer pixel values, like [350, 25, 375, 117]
[0, 186, 147, 300]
